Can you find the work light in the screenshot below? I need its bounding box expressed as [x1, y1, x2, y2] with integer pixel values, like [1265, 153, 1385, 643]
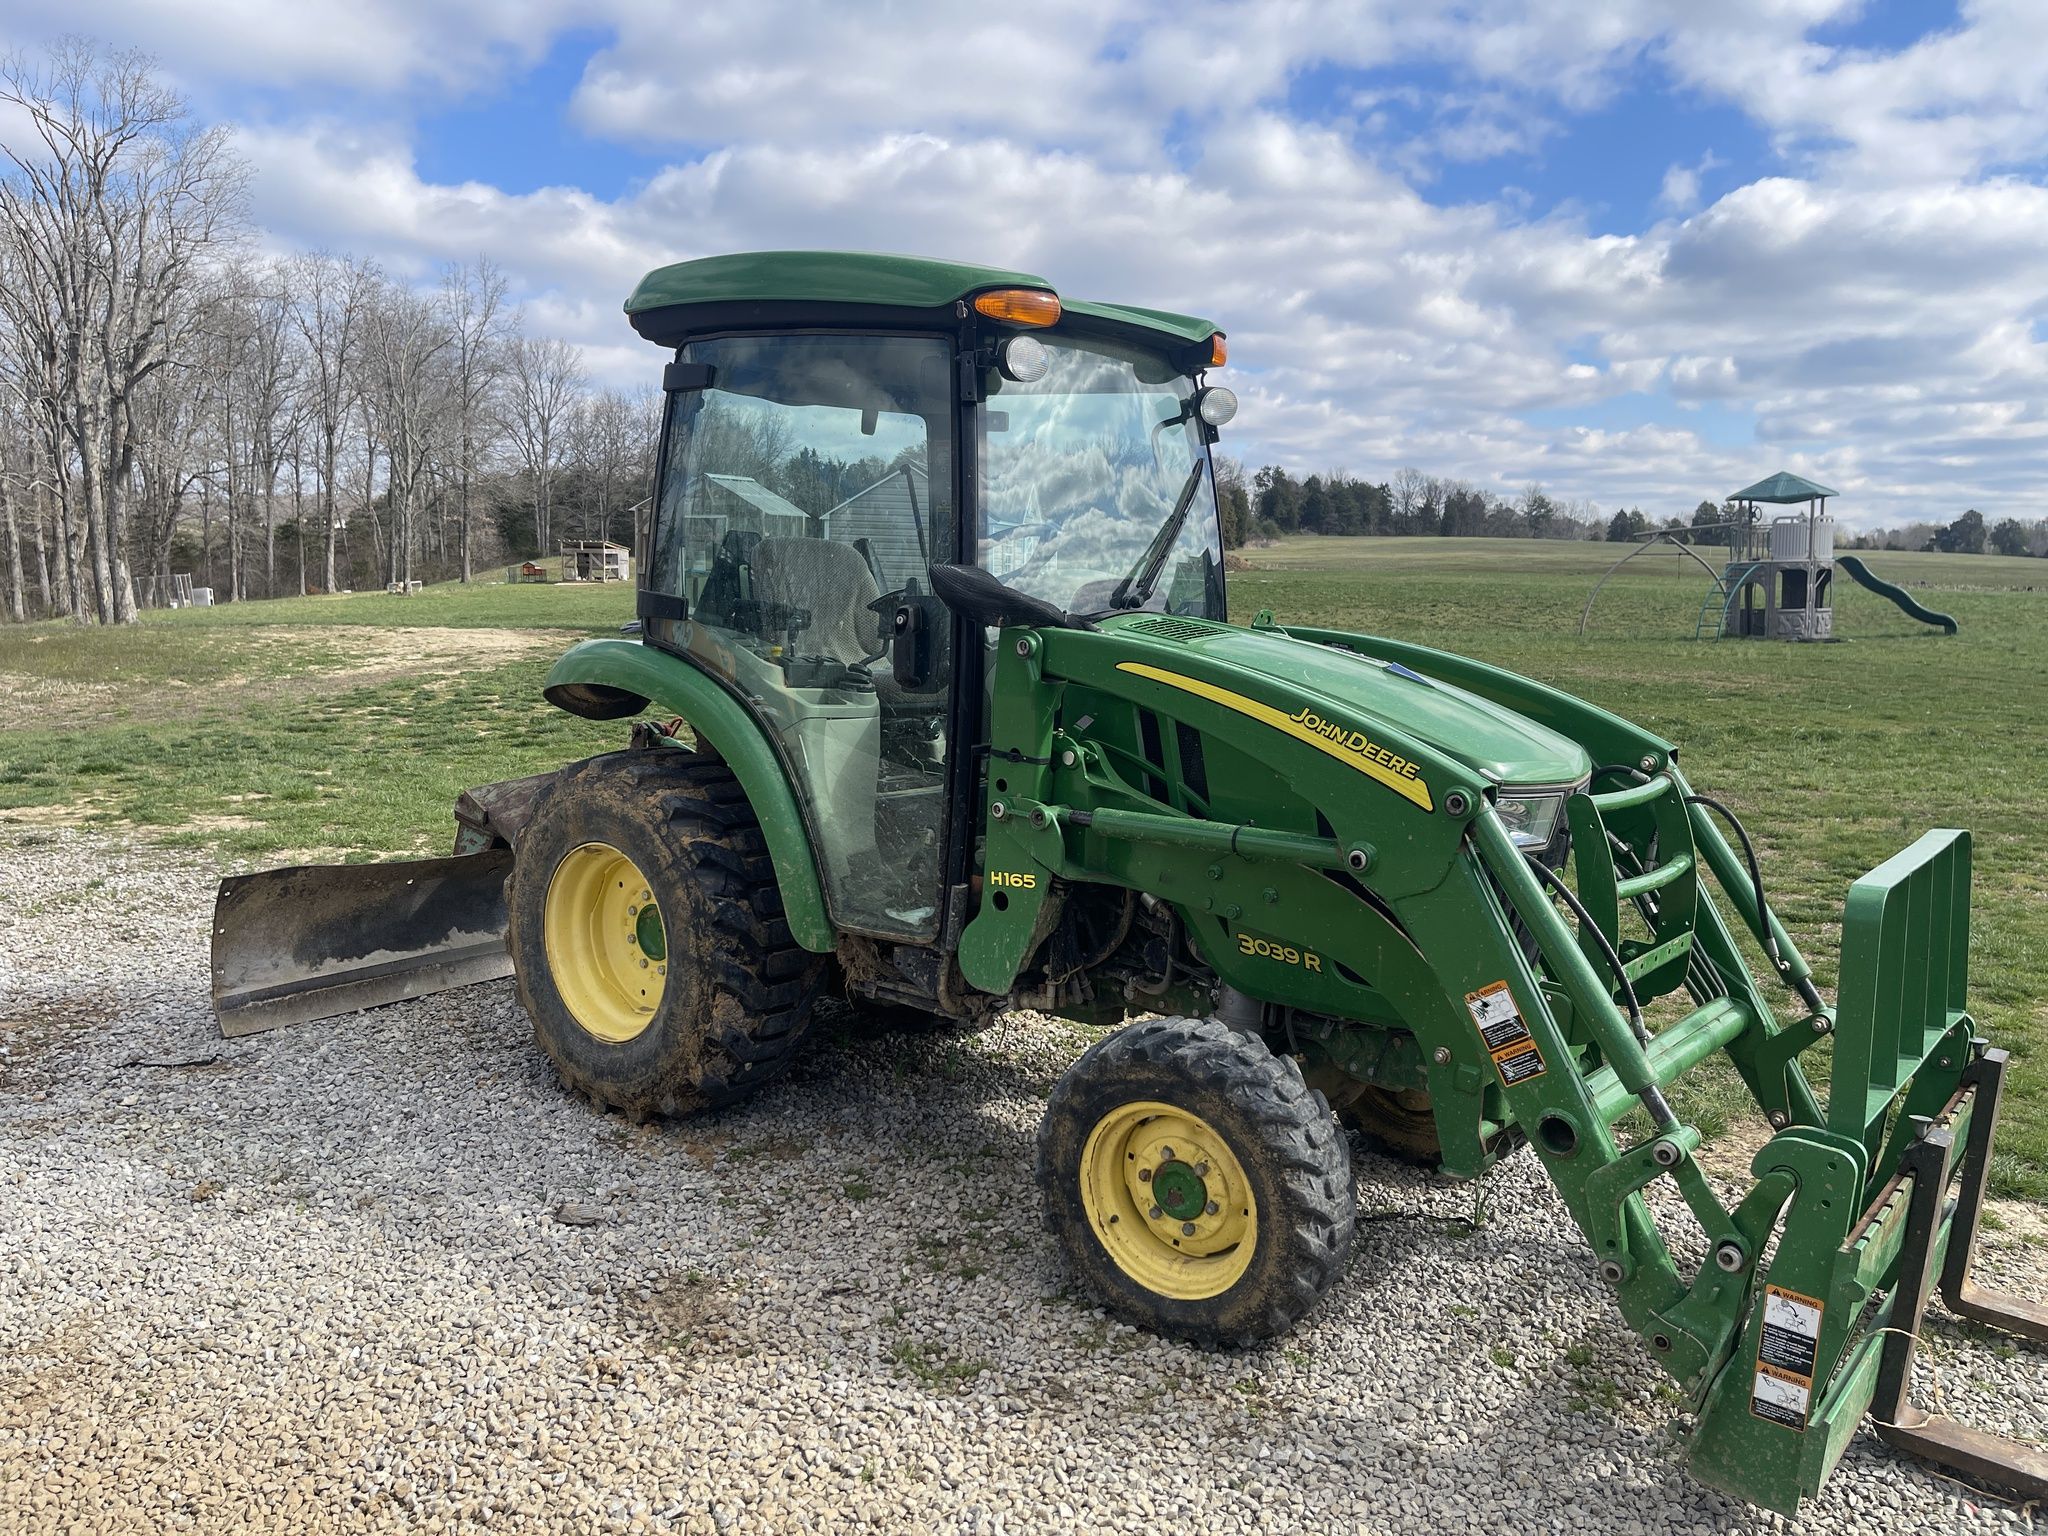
[1495, 791, 1565, 850]
[1196, 386, 1237, 427]
[999, 334, 1050, 383]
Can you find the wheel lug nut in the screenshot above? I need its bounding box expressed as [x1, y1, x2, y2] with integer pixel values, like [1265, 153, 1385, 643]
[1160, 1146, 1175, 1159]
[639, 959, 649, 968]
[1194, 1163, 1208, 1177]
[1181, 1222, 1196, 1237]
[1148, 1205, 1164, 1220]
[1138, 1168, 1152, 1182]
[1205, 1201, 1219, 1215]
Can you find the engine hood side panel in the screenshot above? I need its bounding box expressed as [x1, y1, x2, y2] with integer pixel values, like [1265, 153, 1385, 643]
[1273, 622, 1673, 777]
[1090, 615, 1593, 789]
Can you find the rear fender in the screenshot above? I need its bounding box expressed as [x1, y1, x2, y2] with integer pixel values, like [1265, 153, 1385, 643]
[543, 637, 833, 953]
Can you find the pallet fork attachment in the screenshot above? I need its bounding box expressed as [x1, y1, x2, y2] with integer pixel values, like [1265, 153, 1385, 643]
[1682, 830, 2046, 1512]
[1870, 1046, 2048, 1501]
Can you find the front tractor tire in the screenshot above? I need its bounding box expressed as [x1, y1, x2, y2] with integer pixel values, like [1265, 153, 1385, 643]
[1036, 1016, 1354, 1345]
[507, 750, 826, 1120]
[1347, 1083, 1445, 1166]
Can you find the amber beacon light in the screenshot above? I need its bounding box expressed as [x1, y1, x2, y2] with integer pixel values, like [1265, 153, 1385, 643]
[972, 288, 1062, 326]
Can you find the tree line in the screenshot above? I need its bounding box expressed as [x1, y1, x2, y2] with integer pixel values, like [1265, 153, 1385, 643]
[1842, 508, 2048, 558]
[1210, 462, 1617, 548]
[0, 41, 657, 624]
[1214, 469, 2041, 559]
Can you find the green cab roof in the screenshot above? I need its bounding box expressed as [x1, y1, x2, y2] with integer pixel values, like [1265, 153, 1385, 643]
[624, 250, 1222, 349]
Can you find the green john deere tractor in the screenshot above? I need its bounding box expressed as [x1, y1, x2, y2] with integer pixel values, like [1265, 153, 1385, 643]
[210, 251, 2046, 1514]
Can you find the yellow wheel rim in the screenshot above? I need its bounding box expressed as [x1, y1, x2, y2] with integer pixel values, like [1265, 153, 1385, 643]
[1078, 1100, 1257, 1301]
[543, 841, 667, 1044]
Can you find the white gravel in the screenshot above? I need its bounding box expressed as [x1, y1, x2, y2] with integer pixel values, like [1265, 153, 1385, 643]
[2, 825, 2042, 1535]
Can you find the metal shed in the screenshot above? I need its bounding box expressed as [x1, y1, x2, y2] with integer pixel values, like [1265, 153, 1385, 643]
[691, 475, 812, 550]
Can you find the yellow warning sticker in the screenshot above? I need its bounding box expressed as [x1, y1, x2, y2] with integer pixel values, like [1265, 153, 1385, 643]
[1750, 1284, 1825, 1430]
[1465, 980, 1546, 1086]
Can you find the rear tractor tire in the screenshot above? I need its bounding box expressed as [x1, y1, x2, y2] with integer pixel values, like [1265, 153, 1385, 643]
[507, 750, 826, 1120]
[1036, 1015, 1354, 1345]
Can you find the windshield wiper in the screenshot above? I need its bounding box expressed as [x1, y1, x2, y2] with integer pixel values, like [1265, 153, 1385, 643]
[1106, 458, 1208, 612]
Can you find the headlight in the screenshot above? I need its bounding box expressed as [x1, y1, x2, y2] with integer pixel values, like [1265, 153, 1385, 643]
[1495, 792, 1565, 850]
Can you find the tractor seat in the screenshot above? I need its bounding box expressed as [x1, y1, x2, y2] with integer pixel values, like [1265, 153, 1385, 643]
[753, 537, 887, 669]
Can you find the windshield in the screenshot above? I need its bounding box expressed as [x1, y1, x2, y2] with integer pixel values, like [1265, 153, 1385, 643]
[978, 333, 1224, 619]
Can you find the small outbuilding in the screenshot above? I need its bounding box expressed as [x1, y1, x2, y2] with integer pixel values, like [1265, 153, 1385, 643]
[560, 540, 633, 583]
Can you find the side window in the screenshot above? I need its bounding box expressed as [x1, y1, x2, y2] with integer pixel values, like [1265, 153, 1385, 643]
[647, 334, 957, 940]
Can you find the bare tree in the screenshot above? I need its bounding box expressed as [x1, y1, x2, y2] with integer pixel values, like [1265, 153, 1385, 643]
[502, 333, 584, 556]
[234, 264, 299, 597]
[0, 215, 79, 616]
[361, 276, 452, 588]
[0, 40, 247, 622]
[129, 325, 212, 597]
[0, 401, 27, 620]
[290, 252, 376, 593]
[438, 258, 508, 582]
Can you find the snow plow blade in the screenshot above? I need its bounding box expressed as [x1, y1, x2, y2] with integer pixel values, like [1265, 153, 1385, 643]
[209, 770, 555, 1036]
[211, 850, 515, 1036]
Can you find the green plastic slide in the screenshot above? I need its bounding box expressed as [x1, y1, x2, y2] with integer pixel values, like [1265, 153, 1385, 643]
[1835, 555, 1958, 634]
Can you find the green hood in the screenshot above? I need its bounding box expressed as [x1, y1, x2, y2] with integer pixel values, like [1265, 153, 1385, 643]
[1103, 616, 1591, 788]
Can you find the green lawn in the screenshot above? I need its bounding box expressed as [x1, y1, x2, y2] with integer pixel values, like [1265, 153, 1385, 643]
[2, 541, 2042, 1196]
[0, 580, 634, 858]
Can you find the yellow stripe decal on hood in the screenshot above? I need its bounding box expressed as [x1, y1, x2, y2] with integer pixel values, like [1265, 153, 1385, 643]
[1114, 661, 1435, 811]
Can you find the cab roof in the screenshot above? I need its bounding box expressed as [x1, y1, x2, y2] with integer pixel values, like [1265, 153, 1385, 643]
[624, 250, 1222, 351]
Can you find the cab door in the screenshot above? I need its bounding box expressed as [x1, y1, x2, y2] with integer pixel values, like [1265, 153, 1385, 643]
[644, 332, 958, 940]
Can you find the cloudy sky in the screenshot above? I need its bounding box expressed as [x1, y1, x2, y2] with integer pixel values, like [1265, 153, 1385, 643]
[9, 0, 2046, 527]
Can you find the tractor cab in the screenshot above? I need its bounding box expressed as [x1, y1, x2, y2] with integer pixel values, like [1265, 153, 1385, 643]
[627, 253, 1230, 942]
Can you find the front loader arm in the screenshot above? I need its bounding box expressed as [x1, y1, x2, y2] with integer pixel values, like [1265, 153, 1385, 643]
[967, 617, 2042, 1514]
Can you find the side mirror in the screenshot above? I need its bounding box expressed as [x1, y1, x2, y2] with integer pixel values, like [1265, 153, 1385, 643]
[891, 594, 948, 689]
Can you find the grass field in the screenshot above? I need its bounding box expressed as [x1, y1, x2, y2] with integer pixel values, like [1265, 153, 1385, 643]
[2, 538, 2042, 1196]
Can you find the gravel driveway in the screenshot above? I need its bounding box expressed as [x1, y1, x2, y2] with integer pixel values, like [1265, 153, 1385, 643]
[2, 826, 2042, 1534]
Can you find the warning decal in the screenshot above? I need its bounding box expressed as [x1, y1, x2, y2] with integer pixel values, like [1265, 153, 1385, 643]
[1464, 980, 1547, 1086]
[1750, 1285, 1825, 1430]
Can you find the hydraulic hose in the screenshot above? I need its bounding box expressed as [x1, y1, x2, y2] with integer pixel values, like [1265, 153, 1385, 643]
[1682, 793, 1828, 1016]
[1594, 764, 1826, 1017]
[1524, 852, 1649, 1045]
[1523, 852, 1679, 1134]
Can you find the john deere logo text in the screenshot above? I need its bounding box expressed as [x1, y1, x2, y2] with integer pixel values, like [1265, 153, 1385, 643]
[1108, 663, 1434, 811]
[989, 870, 1037, 889]
[1286, 709, 1422, 784]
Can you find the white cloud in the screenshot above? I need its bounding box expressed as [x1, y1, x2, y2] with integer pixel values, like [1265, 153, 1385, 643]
[0, 0, 573, 93]
[12, 0, 2048, 524]
[1657, 151, 1723, 213]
